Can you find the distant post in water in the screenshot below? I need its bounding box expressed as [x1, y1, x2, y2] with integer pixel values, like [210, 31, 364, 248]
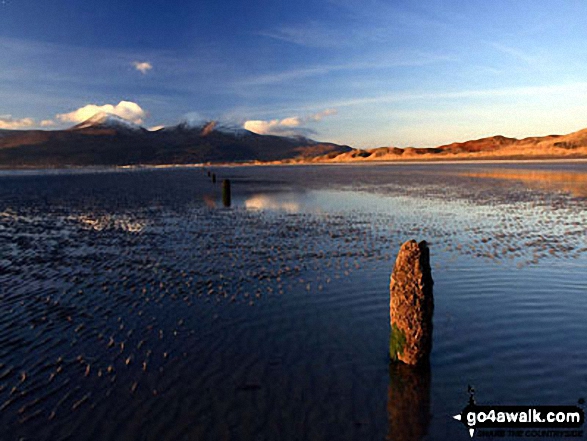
[222, 179, 231, 207]
[389, 240, 434, 365]
[207, 171, 211, 177]
[212, 173, 216, 184]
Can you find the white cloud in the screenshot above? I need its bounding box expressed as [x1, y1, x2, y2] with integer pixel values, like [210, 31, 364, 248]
[40, 119, 55, 127]
[148, 125, 165, 131]
[278, 117, 302, 127]
[133, 61, 153, 74]
[56, 101, 146, 124]
[244, 118, 303, 136]
[309, 108, 337, 121]
[183, 112, 210, 126]
[0, 115, 35, 130]
[243, 109, 337, 136]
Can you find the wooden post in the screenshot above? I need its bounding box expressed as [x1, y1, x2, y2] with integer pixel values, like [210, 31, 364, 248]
[222, 179, 231, 207]
[389, 240, 434, 365]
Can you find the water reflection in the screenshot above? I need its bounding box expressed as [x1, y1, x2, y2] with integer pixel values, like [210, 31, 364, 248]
[203, 194, 216, 208]
[242, 189, 415, 214]
[244, 194, 302, 212]
[73, 214, 146, 232]
[387, 362, 431, 441]
[460, 169, 587, 197]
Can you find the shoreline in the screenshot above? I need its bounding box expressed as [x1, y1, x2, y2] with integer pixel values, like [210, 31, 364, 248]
[228, 156, 587, 167]
[1, 156, 587, 173]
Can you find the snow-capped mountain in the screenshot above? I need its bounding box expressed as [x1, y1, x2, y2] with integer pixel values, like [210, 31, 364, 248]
[0, 114, 352, 167]
[208, 121, 251, 137]
[157, 120, 205, 133]
[161, 120, 252, 137]
[70, 112, 146, 133]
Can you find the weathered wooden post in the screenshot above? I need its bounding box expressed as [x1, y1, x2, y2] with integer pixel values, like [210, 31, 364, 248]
[222, 179, 231, 207]
[389, 240, 434, 365]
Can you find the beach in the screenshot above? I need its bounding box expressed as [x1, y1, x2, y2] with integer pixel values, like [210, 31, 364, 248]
[0, 163, 585, 440]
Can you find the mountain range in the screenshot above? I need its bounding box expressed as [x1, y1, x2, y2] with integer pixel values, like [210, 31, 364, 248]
[0, 113, 352, 167]
[1, 112, 587, 168]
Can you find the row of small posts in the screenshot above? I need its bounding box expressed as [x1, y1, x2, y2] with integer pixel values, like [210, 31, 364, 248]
[203, 168, 231, 207]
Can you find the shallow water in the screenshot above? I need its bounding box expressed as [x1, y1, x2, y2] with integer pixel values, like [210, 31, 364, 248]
[0, 163, 585, 440]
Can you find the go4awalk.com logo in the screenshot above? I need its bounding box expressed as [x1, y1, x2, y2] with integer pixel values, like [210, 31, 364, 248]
[453, 387, 585, 438]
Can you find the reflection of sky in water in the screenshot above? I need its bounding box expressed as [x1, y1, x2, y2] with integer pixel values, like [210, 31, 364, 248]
[242, 188, 514, 224]
[73, 214, 146, 232]
[239, 182, 586, 271]
[459, 168, 587, 197]
[243, 194, 302, 212]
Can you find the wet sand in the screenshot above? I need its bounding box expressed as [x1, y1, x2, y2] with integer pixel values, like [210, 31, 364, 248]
[0, 164, 585, 440]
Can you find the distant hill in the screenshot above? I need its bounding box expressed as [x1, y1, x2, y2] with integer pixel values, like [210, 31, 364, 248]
[0, 113, 352, 168]
[302, 129, 587, 163]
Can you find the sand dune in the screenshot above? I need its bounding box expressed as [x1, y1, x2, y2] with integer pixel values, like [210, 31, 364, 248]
[282, 128, 587, 164]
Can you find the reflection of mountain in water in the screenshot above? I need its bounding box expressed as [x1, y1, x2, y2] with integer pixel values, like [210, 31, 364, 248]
[460, 169, 587, 198]
[387, 362, 431, 441]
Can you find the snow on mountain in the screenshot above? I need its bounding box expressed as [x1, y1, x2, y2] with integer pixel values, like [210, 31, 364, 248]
[158, 120, 204, 133]
[161, 119, 252, 137]
[71, 112, 146, 132]
[212, 121, 252, 137]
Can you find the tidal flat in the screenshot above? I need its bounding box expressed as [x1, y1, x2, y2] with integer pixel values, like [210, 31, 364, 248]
[0, 163, 586, 440]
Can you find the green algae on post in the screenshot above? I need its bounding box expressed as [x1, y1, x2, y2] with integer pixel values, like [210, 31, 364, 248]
[389, 323, 406, 361]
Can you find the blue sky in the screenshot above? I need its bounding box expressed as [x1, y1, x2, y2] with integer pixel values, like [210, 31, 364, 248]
[2, 0, 587, 147]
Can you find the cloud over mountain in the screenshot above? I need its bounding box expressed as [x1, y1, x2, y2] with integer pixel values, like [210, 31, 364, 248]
[309, 108, 337, 121]
[0, 115, 35, 130]
[243, 109, 337, 136]
[56, 101, 147, 125]
[244, 117, 305, 136]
